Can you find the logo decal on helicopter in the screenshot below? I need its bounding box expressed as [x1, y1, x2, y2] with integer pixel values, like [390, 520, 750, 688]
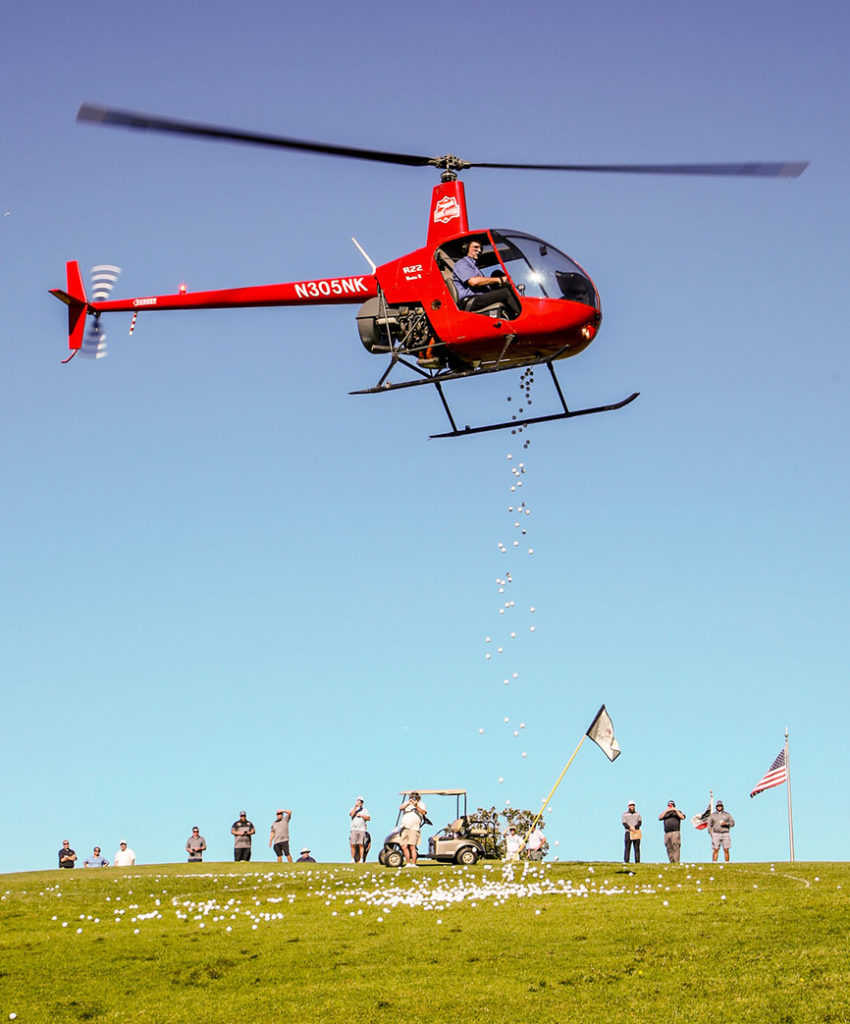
[433, 196, 461, 224]
[133, 297, 158, 307]
[294, 277, 369, 299]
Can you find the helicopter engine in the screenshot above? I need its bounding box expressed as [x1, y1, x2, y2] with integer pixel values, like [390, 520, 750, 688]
[356, 297, 439, 363]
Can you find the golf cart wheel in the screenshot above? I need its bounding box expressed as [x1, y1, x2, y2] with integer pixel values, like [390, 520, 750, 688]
[456, 847, 479, 866]
[384, 848, 404, 868]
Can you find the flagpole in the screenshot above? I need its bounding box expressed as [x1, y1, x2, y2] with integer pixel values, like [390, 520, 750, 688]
[785, 727, 795, 862]
[521, 734, 587, 849]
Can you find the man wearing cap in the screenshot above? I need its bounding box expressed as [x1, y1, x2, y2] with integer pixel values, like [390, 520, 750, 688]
[707, 801, 735, 862]
[269, 808, 293, 863]
[231, 811, 256, 862]
[113, 840, 135, 867]
[621, 801, 642, 864]
[296, 847, 316, 863]
[186, 827, 207, 863]
[349, 797, 370, 863]
[503, 825, 522, 862]
[398, 792, 427, 867]
[658, 800, 686, 862]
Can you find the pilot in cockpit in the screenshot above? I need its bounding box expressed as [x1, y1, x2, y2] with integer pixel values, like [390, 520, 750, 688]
[452, 239, 521, 318]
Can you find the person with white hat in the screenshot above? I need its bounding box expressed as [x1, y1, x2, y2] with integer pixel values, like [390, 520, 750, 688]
[296, 847, 316, 863]
[621, 801, 642, 864]
[113, 840, 135, 867]
[349, 797, 370, 863]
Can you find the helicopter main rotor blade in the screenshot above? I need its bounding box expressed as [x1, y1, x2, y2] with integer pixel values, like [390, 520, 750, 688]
[77, 104, 433, 168]
[77, 104, 808, 178]
[469, 159, 808, 178]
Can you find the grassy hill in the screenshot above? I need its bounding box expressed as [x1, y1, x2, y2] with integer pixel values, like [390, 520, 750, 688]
[1, 860, 847, 1023]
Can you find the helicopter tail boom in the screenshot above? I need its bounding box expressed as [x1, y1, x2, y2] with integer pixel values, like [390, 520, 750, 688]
[49, 260, 90, 350]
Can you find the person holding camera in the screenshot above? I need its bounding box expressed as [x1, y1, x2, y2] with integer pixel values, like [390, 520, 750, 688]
[349, 797, 370, 863]
[622, 800, 642, 864]
[399, 792, 428, 867]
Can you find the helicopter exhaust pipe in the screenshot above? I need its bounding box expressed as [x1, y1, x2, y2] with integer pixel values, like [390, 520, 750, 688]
[49, 260, 90, 350]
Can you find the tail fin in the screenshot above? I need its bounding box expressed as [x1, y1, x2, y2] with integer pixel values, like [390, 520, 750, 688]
[50, 261, 89, 350]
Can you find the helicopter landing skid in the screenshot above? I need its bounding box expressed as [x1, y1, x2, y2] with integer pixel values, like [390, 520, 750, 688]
[350, 358, 638, 439]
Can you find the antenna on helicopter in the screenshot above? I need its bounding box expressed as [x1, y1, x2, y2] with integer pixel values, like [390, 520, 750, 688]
[351, 237, 376, 274]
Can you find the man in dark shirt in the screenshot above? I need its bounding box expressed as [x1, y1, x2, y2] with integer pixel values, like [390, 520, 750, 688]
[659, 800, 686, 862]
[231, 811, 255, 862]
[58, 840, 76, 868]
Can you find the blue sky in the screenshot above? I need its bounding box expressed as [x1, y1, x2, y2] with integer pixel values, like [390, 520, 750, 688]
[2, 0, 847, 873]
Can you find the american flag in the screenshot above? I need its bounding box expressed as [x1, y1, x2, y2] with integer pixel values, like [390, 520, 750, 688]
[749, 749, 788, 798]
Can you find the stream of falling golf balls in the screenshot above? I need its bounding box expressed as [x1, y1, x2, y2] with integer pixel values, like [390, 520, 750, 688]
[477, 370, 556, 846]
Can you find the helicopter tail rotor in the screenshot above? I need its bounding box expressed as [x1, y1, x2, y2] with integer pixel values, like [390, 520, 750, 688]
[79, 264, 121, 359]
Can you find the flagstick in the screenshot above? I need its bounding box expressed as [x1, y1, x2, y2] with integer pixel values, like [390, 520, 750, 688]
[785, 727, 795, 862]
[521, 734, 587, 850]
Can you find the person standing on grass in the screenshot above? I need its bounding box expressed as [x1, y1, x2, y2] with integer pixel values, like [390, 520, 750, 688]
[622, 801, 642, 864]
[349, 797, 370, 863]
[186, 827, 207, 863]
[525, 824, 546, 861]
[58, 840, 76, 868]
[398, 792, 427, 868]
[83, 846, 109, 867]
[231, 811, 256, 862]
[707, 800, 735, 862]
[503, 826, 522, 862]
[113, 840, 135, 866]
[659, 800, 686, 862]
[269, 809, 293, 863]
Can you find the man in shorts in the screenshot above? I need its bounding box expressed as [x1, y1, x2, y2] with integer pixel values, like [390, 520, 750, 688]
[269, 808, 293, 863]
[399, 792, 427, 867]
[349, 797, 370, 863]
[707, 800, 735, 862]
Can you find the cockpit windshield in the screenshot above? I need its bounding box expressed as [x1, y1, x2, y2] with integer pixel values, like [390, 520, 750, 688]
[489, 231, 599, 308]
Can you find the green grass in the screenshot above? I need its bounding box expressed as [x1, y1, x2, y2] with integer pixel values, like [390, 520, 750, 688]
[1, 861, 848, 1023]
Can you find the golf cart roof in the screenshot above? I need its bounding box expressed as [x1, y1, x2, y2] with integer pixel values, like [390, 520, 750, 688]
[399, 789, 467, 796]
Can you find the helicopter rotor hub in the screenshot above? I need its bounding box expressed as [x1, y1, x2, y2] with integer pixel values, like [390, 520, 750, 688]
[430, 154, 471, 180]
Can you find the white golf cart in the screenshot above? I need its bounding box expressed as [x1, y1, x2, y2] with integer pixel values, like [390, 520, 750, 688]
[378, 789, 500, 867]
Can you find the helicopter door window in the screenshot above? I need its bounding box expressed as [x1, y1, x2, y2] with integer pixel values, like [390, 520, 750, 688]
[440, 237, 521, 319]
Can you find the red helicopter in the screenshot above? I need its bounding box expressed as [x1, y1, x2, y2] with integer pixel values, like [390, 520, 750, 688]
[51, 105, 807, 438]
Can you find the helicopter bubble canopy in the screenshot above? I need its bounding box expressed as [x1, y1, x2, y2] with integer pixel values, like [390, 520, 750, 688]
[458, 230, 599, 309]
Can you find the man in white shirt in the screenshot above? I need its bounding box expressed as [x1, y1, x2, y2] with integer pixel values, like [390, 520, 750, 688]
[113, 840, 135, 866]
[525, 825, 546, 861]
[398, 792, 427, 867]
